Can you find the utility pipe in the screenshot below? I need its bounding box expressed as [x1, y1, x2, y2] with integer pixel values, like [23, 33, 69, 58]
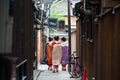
[83, 0, 92, 15]
[67, 0, 71, 68]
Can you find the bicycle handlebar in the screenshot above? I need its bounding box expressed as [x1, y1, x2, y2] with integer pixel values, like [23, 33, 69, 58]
[71, 53, 80, 59]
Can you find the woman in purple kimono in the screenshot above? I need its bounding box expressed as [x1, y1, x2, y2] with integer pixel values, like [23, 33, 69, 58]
[61, 37, 68, 71]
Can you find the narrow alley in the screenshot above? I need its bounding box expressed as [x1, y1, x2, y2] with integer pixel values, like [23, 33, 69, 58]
[0, 0, 120, 80]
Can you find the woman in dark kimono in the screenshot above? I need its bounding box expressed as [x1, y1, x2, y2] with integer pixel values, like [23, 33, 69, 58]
[61, 37, 68, 71]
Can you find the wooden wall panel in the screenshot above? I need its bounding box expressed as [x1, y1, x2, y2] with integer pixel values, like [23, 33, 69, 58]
[75, 0, 120, 80]
[82, 37, 87, 67]
[111, 8, 120, 80]
[86, 34, 95, 80]
[100, 13, 113, 80]
[76, 20, 80, 56]
[97, 7, 120, 80]
[13, 0, 34, 79]
[102, 0, 120, 7]
[82, 22, 87, 68]
[94, 23, 99, 80]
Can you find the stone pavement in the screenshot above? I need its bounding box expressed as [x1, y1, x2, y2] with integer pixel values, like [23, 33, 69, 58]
[33, 64, 81, 80]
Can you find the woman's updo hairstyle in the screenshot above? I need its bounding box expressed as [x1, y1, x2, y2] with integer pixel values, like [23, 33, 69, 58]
[54, 36, 59, 41]
[61, 37, 66, 42]
[48, 37, 53, 42]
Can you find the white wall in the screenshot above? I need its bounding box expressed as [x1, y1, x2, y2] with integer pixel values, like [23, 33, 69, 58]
[71, 31, 76, 54]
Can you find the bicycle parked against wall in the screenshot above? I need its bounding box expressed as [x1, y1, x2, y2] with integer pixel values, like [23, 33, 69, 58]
[68, 51, 82, 78]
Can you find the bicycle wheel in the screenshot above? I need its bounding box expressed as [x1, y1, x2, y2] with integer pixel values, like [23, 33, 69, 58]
[75, 62, 82, 77]
[68, 62, 82, 78]
[68, 62, 74, 77]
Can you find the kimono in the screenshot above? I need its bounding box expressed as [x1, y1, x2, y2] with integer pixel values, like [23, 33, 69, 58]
[46, 42, 53, 65]
[52, 42, 62, 65]
[61, 44, 68, 65]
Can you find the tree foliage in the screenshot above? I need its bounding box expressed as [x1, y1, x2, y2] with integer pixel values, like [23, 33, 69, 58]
[50, 0, 66, 20]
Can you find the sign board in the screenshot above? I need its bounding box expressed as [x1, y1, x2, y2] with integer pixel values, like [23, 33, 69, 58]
[48, 18, 58, 28]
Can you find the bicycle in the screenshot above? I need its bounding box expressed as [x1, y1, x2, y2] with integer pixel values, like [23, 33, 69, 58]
[68, 51, 82, 78]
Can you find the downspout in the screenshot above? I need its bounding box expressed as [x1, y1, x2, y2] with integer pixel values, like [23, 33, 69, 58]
[79, 16, 83, 69]
[83, 0, 92, 15]
[79, 0, 93, 70]
[68, 0, 72, 72]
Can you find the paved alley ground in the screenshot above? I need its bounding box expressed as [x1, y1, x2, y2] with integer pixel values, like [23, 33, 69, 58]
[33, 64, 81, 80]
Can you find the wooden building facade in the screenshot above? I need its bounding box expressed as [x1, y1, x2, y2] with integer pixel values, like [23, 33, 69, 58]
[0, 0, 120, 80]
[75, 0, 120, 80]
[0, 0, 34, 80]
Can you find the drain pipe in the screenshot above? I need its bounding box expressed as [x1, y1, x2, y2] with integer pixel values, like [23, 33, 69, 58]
[79, 16, 83, 70]
[83, 0, 92, 15]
